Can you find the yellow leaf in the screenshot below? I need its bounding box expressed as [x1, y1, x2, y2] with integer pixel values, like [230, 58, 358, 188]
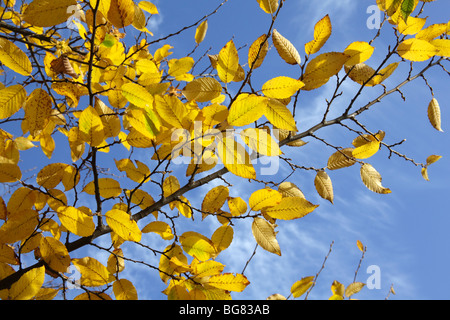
[175, 195, 193, 219]
[240, 128, 281, 156]
[314, 170, 334, 204]
[193, 260, 225, 278]
[263, 197, 318, 220]
[290, 276, 315, 298]
[113, 279, 138, 300]
[207, 273, 250, 292]
[56, 206, 95, 237]
[0, 38, 32, 76]
[72, 257, 114, 287]
[107, 248, 125, 274]
[168, 57, 194, 79]
[0, 209, 38, 244]
[301, 52, 349, 90]
[272, 29, 301, 65]
[105, 209, 142, 242]
[357, 240, 365, 252]
[262, 76, 305, 99]
[195, 20, 208, 44]
[94, 97, 121, 139]
[227, 94, 266, 127]
[352, 140, 380, 159]
[215, 137, 256, 179]
[79, 106, 104, 147]
[0, 163, 21, 182]
[251, 217, 281, 256]
[305, 15, 332, 55]
[159, 244, 187, 284]
[327, 148, 357, 170]
[360, 163, 391, 194]
[9, 266, 45, 300]
[36, 163, 68, 189]
[267, 293, 287, 300]
[427, 97, 443, 132]
[23, 0, 76, 27]
[14, 137, 36, 151]
[344, 41, 375, 67]
[202, 185, 229, 216]
[138, 1, 158, 14]
[39, 237, 70, 273]
[180, 232, 217, 261]
[227, 196, 248, 216]
[256, 0, 279, 14]
[107, 0, 135, 28]
[249, 188, 282, 211]
[264, 98, 297, 131]
[163, 175, 180, 199]
[154, 95, 187, 129]
[416, 23, 448, 41]
[345, 282, 366, 298]
[426, 154, 442, 166]
[0, 84, 27, 119]
[24, 89, 52, 137]
[115, 158, 150, 183]
[83, 177, 122, 198]
[430, 39, 450, 57]
[397, 38, 438, 61]
[248, 34, 269, 69]
[211, 224, 233, 253]
[217, 39, 239, 84]
[141, 221, 174, 240]
[125, 106, 160, 139]
[398, 17, 427, 35]
[331, 280, 345, 296]
[182, 77, 222, 102]
[121, 82, 154, 109]
[277, 181, 305, 199]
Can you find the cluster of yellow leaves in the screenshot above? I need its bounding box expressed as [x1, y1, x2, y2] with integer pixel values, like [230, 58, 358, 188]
[375, 0, 450, 61]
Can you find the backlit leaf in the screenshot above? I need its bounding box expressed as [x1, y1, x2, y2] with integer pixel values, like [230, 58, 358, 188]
[327, 148, 357, 170]
[291, 276, 315, 298]
[345, 282, 366, 298]
[195, 20, 208, 44]
[360, 163, 391, 194]
[113, 279, 138, 300]
[217, 40, 239, 84]
[202, 185, 229, 215]
[23, 0, 76, 27]
[72, 257, 114, 287]
[79, 106, 105, 147]
[249, 188, 282, 211]
[211, 224, 233, 253]
[207, 273, 250, 292]
[142, 221, 174, 240]
[305, 15, 332, 55]
[180, 232, 217, 261]
[262, 76, 305, 99]
[228, 94, 266, 127]
[263, 197, 318, 220]
[272, 29, 301, 65]
[56, 206, 95, 237]
[428, 97, 443, 132]
[216, 136, 256, 179]
[256, 0, 279, 14]
[397, 38, 438, 61]
[248, 34, 269, 69]
[314, 170, 334, 204]
[240, 128, 281, 156]
[182, 77, 222, 102]
[0, 84, 27, 119]
[107, 0, 135, 28]
[9, 266, 45, 300]
[39, 237, 70, 273]
[251, 217, 281, 256]
[83, 178, 122, 198]
[105, 209, 142, 242]
[0, 38, 32, 76]
[344, 41, 375, 67]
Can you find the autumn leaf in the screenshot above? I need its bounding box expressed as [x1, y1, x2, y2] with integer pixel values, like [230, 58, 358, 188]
[0, 39, 32, 76]
[251, 217, 281, 256]
[272, 29, 301, 65]
[217, 39, 239, 84]
[305, 15, 332, 55]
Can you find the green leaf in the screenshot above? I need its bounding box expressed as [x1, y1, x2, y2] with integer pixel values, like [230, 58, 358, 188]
[401, 0, 415, 22]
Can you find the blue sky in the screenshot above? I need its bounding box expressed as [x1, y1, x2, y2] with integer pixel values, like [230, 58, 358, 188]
[2, 0, 449, 300]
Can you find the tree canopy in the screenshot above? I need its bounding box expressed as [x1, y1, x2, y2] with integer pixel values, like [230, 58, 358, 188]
[0, 0, 448, 300]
